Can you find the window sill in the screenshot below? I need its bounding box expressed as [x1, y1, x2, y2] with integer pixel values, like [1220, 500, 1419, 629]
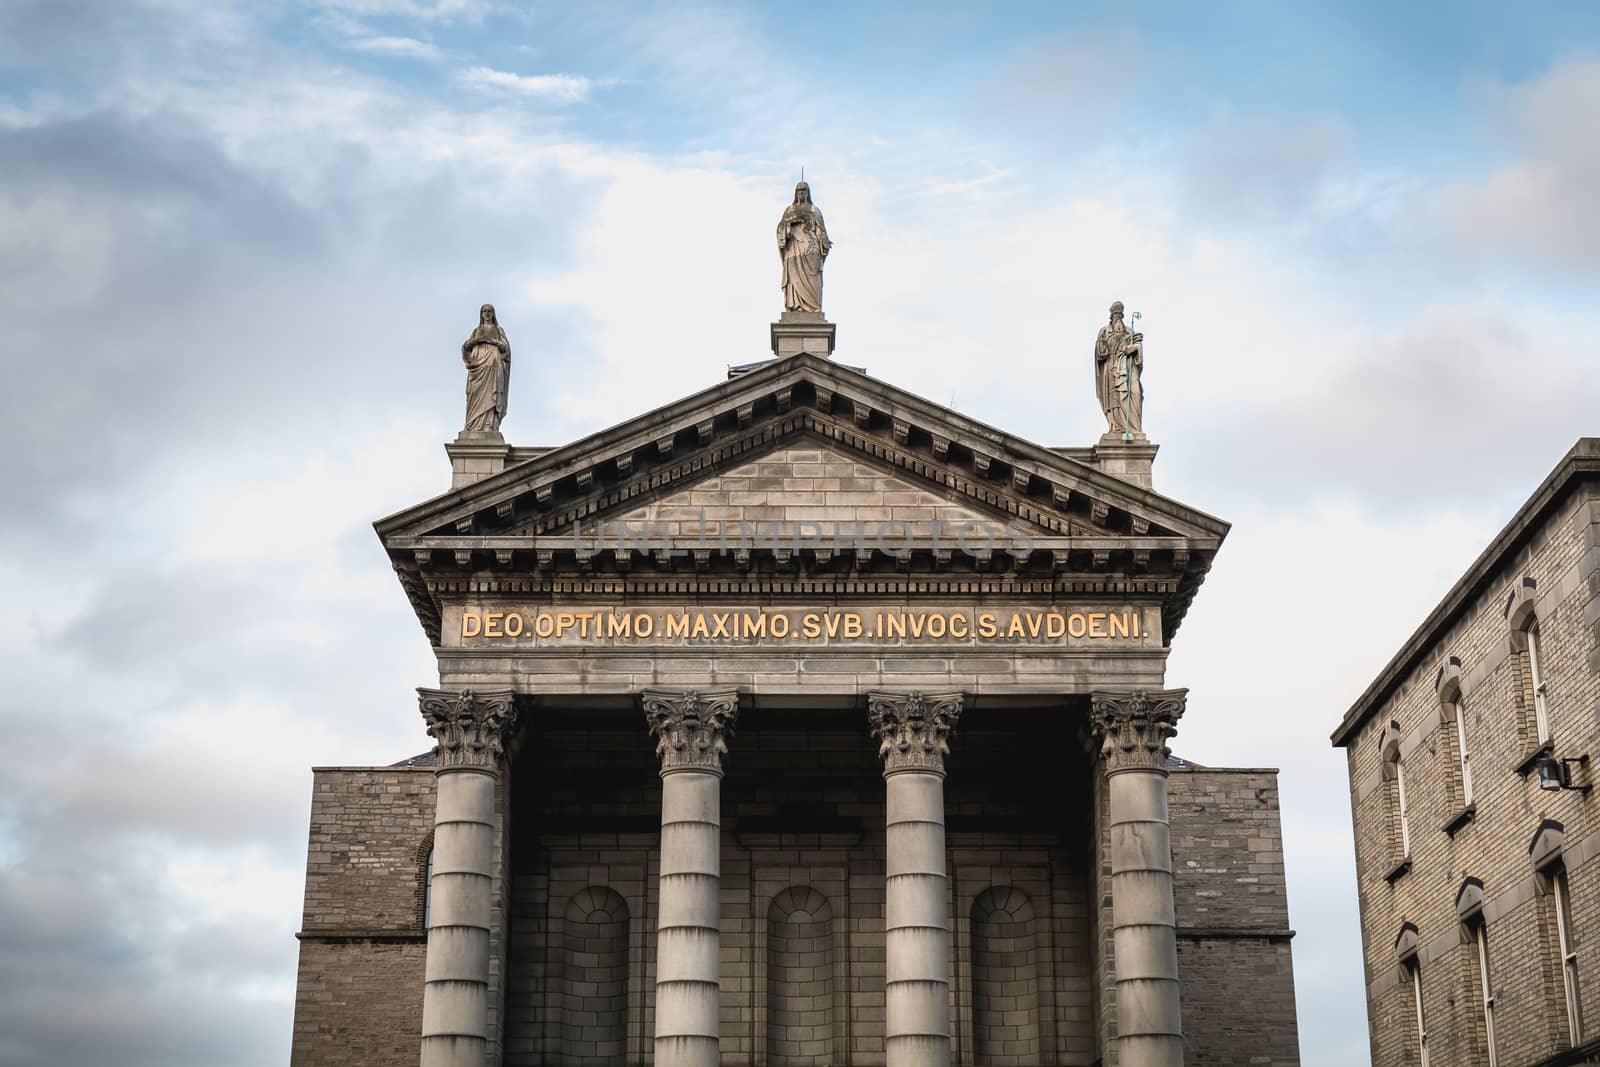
[1442, 803, 1477, 837]
[1515, 740, 1555, 778]
[1383, 856, 1412, 884]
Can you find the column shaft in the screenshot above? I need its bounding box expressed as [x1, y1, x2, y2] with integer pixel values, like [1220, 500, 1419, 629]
[655, 767, 723, 1067]
[1108, 767, 1181, 1066]
[868, 690, 962, 1067]
[884, 768, 950, 1067]
[1092, 689, 1186, 1067]
[417, 688, 517, 1067]
[643, 689, 738, 1067]
[421, 767, 497, 1067]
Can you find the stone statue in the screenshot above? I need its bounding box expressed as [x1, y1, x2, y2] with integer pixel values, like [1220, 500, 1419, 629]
[776, 181, 831, 314]
[1094, 301, 1144, 438]
[461, 303, 511, 433]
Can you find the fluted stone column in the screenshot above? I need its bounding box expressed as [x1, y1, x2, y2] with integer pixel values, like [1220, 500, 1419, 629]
[1090, 689, 1187, 1067]
[868, 690, 963, 1067]
[417, 688, 518, 1067]
[643, 688, 739, 1067]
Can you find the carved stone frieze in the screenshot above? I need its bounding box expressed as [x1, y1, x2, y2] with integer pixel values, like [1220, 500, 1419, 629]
[418, 687, 518, 770]
[868, 690, 963, 774]
[1090, 688, 1187, 773]
[643, 688, 739, 774]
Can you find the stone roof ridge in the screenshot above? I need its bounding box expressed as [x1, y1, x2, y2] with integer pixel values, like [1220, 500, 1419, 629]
[1331, 437, 1600, 747]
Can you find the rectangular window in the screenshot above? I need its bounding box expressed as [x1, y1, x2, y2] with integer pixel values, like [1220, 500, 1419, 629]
[1474, 924, 1497, 1066]
[1456, 703, 1474, 807]
[1410, 962, 1429, 1067]
[1530, 622, 1552, 745]
[1554, 869, 1583, 1043]
[1396, 759, 1413, 858]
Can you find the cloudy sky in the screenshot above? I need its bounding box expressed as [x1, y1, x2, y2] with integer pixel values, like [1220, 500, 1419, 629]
[2, 1, 1599, 1064]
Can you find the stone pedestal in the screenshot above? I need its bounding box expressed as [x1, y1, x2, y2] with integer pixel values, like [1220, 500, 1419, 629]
[1091, 689, 1186, 1067]
[416, 688, 517, 1067]
[644, 689, 739, 1067]
[771, 310, 836, 359]
[1093, 434, 1159, 489]
[446, 431, 510, 490]
[869, 691, 962, 1067]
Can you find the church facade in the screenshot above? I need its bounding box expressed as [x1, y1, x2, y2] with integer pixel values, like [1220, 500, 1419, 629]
[288, 201, 1300, 1067]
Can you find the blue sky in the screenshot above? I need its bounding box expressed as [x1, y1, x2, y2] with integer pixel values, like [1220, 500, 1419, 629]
[2, 2, 1599, 1065]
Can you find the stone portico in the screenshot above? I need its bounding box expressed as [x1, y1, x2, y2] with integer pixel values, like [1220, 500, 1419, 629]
[290, 344, 1300, 1065]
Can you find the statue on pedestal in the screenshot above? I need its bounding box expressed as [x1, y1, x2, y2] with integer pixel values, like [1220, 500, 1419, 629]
[1094, 301, 1143, 438]
[777, 181, 831, 314]
[462, 303, 511, 433]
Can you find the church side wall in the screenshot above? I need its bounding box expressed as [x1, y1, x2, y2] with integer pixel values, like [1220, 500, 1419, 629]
[1168, 768, 1300, 1065]
[290, 766, 437, 1067]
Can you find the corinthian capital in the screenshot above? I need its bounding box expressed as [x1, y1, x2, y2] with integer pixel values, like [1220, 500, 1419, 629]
[418, 688, 518, 770]
[1090, 689, 1187, 773]
[643, 688, 739, 774]
[868, 690, 963, 775]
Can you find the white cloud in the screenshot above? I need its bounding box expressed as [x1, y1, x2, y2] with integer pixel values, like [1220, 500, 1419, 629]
[348, 34, 440, 60]
[458, 65, 600, 103]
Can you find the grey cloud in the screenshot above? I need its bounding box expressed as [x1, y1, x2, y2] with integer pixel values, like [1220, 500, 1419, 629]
[0, 105, 601, 544]
[1178, 114, 1352, 229]
[1428, 59, 1600, 276]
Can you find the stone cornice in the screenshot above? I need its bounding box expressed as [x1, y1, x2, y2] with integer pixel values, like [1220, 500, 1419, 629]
[379, 354, 1232, 648]
[375, 354, 1229, 543]
[417, 687, 517, 770]
[868, 690, 963, 775]
[1090, 688, 1188, 773]
[643, 688, 739, 775]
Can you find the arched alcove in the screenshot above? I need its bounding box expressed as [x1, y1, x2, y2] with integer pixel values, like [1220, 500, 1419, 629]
[562, 886, 630, 1066]
[972, 886, 1041, 1065]
[766, 886, 835, 1067]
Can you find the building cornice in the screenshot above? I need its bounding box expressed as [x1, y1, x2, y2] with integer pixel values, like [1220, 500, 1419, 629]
[375, 354, 1231, 648]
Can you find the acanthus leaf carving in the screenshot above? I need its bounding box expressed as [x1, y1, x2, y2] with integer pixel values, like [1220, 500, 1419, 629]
[418, 687, 518, 770]
[867, 690, 963, 774]
[1090, 688, 1187, 773]
[643, 688, 739, 774]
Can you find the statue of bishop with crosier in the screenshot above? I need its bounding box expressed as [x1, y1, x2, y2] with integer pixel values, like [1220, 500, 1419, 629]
[1094, 301, 1144, 439]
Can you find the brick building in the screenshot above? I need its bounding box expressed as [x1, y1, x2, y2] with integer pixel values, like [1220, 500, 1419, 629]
[290, 309, 1301, 1066]
[1334, 439, 1600, 1065]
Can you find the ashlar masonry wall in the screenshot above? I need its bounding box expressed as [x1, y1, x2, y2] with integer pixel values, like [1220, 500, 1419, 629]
[290, 766, 437, 1067]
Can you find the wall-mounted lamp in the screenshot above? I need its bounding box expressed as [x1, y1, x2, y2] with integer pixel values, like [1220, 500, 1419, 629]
[1536, 753, 1591, 792]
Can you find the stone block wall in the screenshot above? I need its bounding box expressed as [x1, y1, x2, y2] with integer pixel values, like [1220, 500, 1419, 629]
[1169, 767, 1299, 1065]
[1342, 486, 1600, 1066]
[290, 766, 437, 1066]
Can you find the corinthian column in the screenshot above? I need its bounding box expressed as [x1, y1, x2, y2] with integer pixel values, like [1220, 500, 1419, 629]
[416, 688, 517, 1067]
[1090, 689, 1187, 1067]
[643, 688, 739, 1067]
[868, 690, 962, 1067]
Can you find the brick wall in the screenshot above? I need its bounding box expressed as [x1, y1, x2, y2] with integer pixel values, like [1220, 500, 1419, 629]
[1342, 486, 1600, 1066]
[290, 766, 437, 1066]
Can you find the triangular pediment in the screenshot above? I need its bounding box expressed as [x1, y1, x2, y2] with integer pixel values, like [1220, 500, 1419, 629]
[375, 353, 1229, 644]
[606, 439, 1053, 537]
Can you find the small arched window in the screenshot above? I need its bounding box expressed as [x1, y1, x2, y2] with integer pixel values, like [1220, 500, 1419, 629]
[1381, 724, 1411, 864]
[1437, 658, 1472, 809]
[1505, 576, 1551, 748]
